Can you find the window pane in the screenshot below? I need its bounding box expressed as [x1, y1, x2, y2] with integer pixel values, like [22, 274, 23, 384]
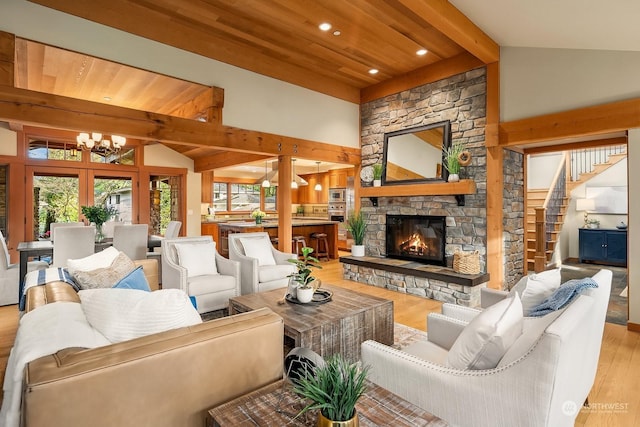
[91, 147, 135, 165]
[34, 175, 80, 239]
[94, 177, 133, 224]
[230, 184, 260, 211]
[213, 183, 228, 211]
[264, 186, 277, 211]
[28, 139, 82, 161]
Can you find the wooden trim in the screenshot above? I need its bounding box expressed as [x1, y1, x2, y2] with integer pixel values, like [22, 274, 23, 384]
[498, 98, 640, 146]
[627, 322, 640, 332]
[0, 31, 14, 86]
[397, 0, 500, 64]
[361, 53, 483, 103]
[195, 152, 270, 173]
[359, 179, 476, 198]
[168, 86, 224, 123]
[523, 136, 628, 155]
[0, 85, 361, 165]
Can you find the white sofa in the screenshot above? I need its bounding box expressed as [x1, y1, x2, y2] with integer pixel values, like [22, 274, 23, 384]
[227, 232, 295, 295]
[361, 269, 612, 427]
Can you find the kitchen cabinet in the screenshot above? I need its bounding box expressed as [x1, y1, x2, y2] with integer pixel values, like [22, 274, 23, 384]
[578, 228, 627, 266]
[296, 172, 329, 204]
[201, 171, 213, 204]
[201, 222, 219, 245]
[329, 169, 348, 188]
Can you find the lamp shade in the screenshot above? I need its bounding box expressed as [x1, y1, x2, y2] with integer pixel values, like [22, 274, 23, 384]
[576, 198, 596, 212]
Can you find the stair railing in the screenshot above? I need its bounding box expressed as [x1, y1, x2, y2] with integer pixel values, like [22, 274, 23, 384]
[570, 145, 626, 181]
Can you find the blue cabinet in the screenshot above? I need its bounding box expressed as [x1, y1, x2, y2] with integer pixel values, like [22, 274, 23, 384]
[578, 228, 627, 266]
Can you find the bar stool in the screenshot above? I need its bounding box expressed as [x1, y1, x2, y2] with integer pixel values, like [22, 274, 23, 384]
[270, 236, 279, 248]
[309, 232, 329, 261]
[292, 235, 307, 259]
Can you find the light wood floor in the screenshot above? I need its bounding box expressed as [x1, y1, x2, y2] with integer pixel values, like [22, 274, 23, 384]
[0, 257, 638, 426]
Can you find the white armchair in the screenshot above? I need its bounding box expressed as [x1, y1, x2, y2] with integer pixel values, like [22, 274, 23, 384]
[161, 236, 240, 314]
[361, 269, 612, 427]
[227, 232, 296, 295]
[0, 230, 48, 305]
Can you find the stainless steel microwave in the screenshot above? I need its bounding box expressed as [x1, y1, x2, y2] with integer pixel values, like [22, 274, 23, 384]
[329, 188, 346, 202]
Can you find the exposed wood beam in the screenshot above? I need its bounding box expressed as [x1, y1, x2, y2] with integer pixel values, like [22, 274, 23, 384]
[397, 0, 500, 64]
[194, 152, 270, 173]
[0, 31, 14, 86]
[168, 86, 224, 123]
[523, 136, 628, 155]
[498, 98, 640, 147]
[0, 85, 361, 164]
[361, 52, 483, 103]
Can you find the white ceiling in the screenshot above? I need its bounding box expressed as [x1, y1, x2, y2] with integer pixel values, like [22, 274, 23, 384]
[451, 0, 640, 52]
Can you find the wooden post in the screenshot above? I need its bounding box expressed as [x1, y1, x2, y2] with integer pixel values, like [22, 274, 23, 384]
[277, 155, 292, 253]
[534, 207, 546, 273]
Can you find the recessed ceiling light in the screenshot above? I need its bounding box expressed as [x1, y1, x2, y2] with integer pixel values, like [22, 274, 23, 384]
[333, 30, 341, 36]
[103, 96, 112, 101]
[416, 48, 428, 56]
[368, 69, 379, 75]
[319, 22, 332, 31]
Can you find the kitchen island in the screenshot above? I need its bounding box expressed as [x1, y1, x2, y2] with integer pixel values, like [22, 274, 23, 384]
[217, 220, 339, 259]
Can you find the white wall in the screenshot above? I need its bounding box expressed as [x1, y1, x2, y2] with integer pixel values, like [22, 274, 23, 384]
[527, 152, 563, 188]
[144, 145, 201, 237]
[628, 130, 639, 324]
[0, 0, 360, 148]
[0, 127, 17, 156]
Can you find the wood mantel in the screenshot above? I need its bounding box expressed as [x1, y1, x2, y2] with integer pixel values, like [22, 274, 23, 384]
[359, 179, 476, 198]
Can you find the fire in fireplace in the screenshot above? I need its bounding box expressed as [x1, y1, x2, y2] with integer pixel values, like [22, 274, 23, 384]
[386, 214, 446, 265]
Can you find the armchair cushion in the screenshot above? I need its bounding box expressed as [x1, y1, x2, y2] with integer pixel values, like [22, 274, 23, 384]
[188, 274, 237, 295]
[67, 246, 120, 273]
[174, 241, 218, 277]
[259, 264, 295, 283]
[72, 252, 136, 290]
[79, 288, 202, 342]
[239, 237, 276, 266]
[447, 293, 523, 370]
[520, 268, 561, 315]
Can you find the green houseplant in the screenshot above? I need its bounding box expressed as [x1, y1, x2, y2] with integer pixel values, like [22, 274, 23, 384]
[372, 163, 383, 187]
[81, 205, 118, 242]
[346, 210, 367, 257]
[292, 354, 369, 426]
[443, 140, 465, 182]
[288, 247, 322, 302]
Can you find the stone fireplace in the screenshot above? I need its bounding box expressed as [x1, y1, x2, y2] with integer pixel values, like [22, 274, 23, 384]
[386, 214, 445, 266]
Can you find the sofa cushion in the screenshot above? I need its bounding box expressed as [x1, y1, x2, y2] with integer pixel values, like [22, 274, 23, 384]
[447, 293, 523, 370]
[73, 252, 136, 290]
[520, 268, 561, 315]
[79, 288, 202, 342]
[239, 237, 276, 266]
[67, 246, 120, 273]
[174, 241, 218, 277]
[113, 266, 150, 291]
[187, 274, 237, 295]
[259, 264, 295, 283]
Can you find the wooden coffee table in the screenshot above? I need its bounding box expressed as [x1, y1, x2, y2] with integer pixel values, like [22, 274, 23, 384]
[207, 379, 448, 426]
[228, 284, 394, 363]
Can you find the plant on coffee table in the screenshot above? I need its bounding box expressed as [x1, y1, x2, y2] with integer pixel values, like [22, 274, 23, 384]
[288, 247, 322, 302]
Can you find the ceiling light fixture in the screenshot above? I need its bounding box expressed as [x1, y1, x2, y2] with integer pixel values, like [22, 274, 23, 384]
[368, 68, 379, 75]
[332, 30, 341, 36]
[291, 158, 298, 189]
[76, 132, 126, 156]
[103, 96, 112, 101]
[416, 48, 428, 56]
[261, 160, 271, 188]
[319, 22, 332, 31]
[314, 161, 322, 191]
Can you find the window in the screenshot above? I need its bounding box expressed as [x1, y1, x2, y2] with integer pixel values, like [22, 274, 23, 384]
[28, 139, 82, 161]
[230, 184, 260, 211]
[90, 148, 135, 165]
[264, 186, 277, 211]
[213, 183, 228, 211]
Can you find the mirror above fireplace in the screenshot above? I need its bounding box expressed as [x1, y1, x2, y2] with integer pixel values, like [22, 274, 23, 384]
[381, 120, 451, 185]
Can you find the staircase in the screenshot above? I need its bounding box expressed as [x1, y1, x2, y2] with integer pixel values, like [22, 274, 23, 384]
[525, 146, 626, 272]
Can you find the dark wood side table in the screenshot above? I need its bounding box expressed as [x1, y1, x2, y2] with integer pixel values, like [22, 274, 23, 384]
[207, 379, 448, 426]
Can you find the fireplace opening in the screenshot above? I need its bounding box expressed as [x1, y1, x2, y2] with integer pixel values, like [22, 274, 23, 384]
[385, 214, 446, 266]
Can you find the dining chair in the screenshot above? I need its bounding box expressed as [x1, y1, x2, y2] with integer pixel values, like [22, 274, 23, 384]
[113, 224, 149, 260]
[49, 222, 84, 242]
[52, 226, 95, 268]
[0, 230, 48, 305]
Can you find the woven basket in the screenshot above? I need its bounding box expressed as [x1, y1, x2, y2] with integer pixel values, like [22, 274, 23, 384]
[453, 250, 480, 274]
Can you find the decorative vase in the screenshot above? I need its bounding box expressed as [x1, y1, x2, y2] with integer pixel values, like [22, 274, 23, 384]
[255, 216, 262, 224]
[95, 223, 105, 243]
[447, 173, 460, 183]
[351, 245, 365, 257]
[297, 287, 314, 303]
[373, 179, 381, 187]
[317, 411, 359, 427]
[287, 277, 299, 299]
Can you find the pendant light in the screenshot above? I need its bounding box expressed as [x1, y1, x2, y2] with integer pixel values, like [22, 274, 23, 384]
[314, 161, 322, 191]
[261, 160, 270, 188]
[291, 158, 298, 189]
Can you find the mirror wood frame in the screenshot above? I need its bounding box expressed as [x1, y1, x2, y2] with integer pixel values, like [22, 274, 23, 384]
[381, 120, 452, 185]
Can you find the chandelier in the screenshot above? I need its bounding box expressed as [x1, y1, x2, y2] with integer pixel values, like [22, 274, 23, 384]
[76, 132, 126, 155]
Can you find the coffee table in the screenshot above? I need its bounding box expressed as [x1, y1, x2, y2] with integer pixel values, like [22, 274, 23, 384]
[207, 379, 448, 426]
[228, 284, 394, 363]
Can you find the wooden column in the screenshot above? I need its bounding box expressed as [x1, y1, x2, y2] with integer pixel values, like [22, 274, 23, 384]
[277, 155, 292, 253]
[534, 207, 546, 273]
[0, 31, 15, 86]
[485, 61, 503, 289]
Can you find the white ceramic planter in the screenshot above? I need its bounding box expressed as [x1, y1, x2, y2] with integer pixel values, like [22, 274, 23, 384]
[447, 173, 460, 182]
[373, 179, 381, 187]
[351, 245, 365, 257]
[297, 287, 315, 303]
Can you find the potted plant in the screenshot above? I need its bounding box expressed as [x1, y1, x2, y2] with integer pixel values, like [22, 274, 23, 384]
[443, 140, 465, 182]
[81, 205, 118, 242]
[372, 163, 383, 187]
[292, 354, 369, 426]
[251, 208, 266, 224]
[288, 246, 322, 303]
[346, 210, 367, 257]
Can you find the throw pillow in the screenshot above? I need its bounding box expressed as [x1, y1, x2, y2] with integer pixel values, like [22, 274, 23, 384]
[174, 241, 218, 278]
[113, 266, 150, 291]
[447, 293, 524, 370]
[520, 268, 561, 315]
[73, 252, 136, 290]
[79, 288, 202, 342]
[239, 237, 276, 266]
[67, 246, 120, 273]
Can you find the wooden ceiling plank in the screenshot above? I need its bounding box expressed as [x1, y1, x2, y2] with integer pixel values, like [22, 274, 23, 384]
[397, 0, 500, 64]
[0, 84, 361, 164]
[361, 52, 484, 103]
[0, 31, 14, 86]
[498, 98, 640, 146]
[194, 152, 271, 173]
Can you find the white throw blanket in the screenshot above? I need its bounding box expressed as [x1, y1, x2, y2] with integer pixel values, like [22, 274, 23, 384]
[0, 302, 111, 427]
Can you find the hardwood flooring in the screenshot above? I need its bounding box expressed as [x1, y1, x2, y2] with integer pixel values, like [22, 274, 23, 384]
[0, 256, 637, 426]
